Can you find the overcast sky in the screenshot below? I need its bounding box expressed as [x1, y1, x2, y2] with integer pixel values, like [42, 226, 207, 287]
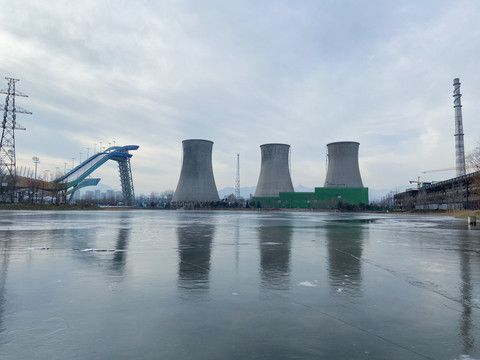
[1, 0, 480, 195]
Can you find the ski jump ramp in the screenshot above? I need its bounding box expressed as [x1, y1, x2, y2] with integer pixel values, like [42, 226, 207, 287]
[52, 145, 139, 205]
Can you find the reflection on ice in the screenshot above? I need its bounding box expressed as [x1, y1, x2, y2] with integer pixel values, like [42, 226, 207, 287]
[326, 223, 365, 296]
[0, 210, 479, 359]
[257, 216, 292, 291]
[177, 217, 215, 296]
[460, 244, 475, 355]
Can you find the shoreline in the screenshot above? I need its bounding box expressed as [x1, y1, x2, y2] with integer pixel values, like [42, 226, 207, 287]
[1, 203, 479, 220]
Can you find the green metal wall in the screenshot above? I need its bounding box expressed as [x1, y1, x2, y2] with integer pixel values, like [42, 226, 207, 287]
[253, 187, 369, 209]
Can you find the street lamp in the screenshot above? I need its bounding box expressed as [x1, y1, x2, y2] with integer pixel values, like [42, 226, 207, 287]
[32, 157, 39, 203]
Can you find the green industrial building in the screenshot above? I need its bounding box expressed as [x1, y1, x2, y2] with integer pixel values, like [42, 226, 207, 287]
[253, 187, 368, 209]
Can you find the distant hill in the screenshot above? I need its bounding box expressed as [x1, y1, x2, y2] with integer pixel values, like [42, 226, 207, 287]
[368, 185, 411, 202]
[219, 184, 412, 202]
[218, 186, 256, 199]
[218, 184, 313, 199]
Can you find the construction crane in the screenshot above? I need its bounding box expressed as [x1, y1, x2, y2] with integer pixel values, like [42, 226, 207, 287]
[412, 165, 476, 189]
[409, 176, 433, 189]
[422, 165, 474, 174]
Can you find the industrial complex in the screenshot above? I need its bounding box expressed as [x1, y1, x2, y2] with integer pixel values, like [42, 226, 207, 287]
[170, 139, 368, 209]
[2, 75, 478, 210]
[394, 78, 480, 210]
[252, 141, 367, 209]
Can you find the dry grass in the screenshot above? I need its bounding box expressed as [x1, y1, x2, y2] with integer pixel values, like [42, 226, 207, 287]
[446, 210, 480, 219]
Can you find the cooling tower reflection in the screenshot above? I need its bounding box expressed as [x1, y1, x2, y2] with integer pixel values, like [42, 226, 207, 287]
[326, 221, 365, 295]
[177, 219, 216, 296]
[257, 216, 292, 291]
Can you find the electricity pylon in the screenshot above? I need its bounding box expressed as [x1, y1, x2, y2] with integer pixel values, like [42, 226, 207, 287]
[0, 78, 32, 202]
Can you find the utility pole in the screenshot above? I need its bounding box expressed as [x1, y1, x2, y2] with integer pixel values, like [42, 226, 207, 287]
[0, 77, 31, 202]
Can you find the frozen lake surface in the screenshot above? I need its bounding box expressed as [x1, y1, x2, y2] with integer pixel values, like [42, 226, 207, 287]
[0, 209, 479, 360]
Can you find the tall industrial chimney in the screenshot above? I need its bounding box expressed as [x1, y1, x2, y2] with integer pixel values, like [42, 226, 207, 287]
[254, 143, 294, 197]
[172, 139, 220, 202]
[324, 141, 364, 187]
[453, 78, 466, 177]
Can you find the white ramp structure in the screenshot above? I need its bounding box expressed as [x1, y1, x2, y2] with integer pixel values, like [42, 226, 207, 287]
[324, 141, 364, 188]
[172, 139, 220, 203]
[254, 143, 294, 197]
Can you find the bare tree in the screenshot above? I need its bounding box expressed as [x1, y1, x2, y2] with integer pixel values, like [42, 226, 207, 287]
[467, 142, 480, 172]
[377, 191, 396, 210]
[466, 143, 480, 204]
[161, 190, 174, 201]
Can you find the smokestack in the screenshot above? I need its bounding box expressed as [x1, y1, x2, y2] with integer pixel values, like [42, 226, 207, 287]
[254, 143, 294, 197]
[324, 141, 364, 187]
[172, 139, 220, 202]
[453, 78, 466, 177]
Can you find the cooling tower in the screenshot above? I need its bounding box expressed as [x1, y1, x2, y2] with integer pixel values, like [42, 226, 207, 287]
[172, 139, 220, 202]
[324, 141, 364, 187]
[254, 143, 294, 197]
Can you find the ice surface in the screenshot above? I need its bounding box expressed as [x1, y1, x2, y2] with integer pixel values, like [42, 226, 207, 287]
[1, 210, 479, 360]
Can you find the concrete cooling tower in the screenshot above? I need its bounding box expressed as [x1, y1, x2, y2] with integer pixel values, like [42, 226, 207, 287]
[172, 139, 220, 202]
[254, 143, 294, 197]
[324, 141, 364, 188]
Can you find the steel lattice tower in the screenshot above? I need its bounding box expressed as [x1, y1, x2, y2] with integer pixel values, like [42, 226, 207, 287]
[235, 153, 240, 199]
[0, 78, 31, 202]
[118, 156, 135, 206]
